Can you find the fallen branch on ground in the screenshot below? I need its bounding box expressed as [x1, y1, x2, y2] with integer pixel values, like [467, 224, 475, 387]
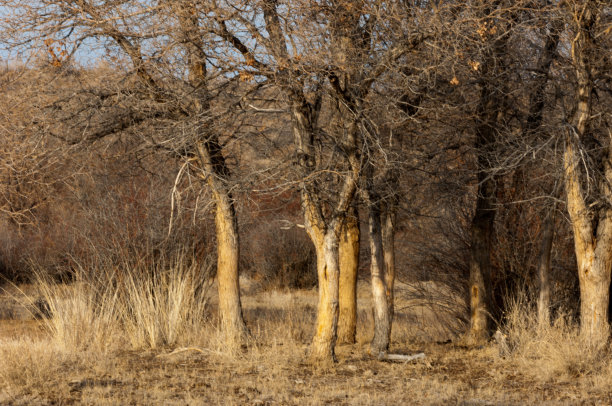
[379, 352, 426, 363]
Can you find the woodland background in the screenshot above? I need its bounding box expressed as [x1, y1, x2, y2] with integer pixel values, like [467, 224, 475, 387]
[1, 1, 612, 404]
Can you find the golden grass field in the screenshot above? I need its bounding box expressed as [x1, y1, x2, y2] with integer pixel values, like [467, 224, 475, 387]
[2, 275, 612, 405]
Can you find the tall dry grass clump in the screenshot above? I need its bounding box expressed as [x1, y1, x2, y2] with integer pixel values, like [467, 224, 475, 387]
[499, 293, 610, 382]
[119, 254, 213, 349]
[37, 273, 122, 353]
[35, 251, 213, 353]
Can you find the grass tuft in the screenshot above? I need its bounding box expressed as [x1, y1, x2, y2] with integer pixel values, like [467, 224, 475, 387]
[499, 293, 609, 382]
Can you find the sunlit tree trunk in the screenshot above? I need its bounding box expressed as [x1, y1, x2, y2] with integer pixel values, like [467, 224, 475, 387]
[563, 2, 612, 344]
[290, 100, 359, 363]
[209, 181, 247, 342]
[338, 207, 360, 344]
[308, 221, 341, 362]
[181, 6, 246, 343]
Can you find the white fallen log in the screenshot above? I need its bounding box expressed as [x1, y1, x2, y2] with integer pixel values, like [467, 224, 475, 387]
[379, 352, 426, 363]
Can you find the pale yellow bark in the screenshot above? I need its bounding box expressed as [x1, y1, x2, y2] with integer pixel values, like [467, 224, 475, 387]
[563, 3, 612, 343]
[338, 211, 360, 344]
[310, 231, 341, 364]
[177, 7, 247, 346]
[195, 139, 247, 345]
[212, 188, 247, 345]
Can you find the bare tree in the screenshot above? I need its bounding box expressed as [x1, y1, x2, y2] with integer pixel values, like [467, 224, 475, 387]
[561, 0, 612, 343]
[0, 0, 249, 343]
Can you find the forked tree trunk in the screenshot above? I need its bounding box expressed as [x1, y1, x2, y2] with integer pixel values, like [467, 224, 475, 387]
[368, 200, 391, 356]
[563, 2, 612, 344]
[260, 0, 360, 363]
[338, 208, 360, 344]
[564, 139, 612, 343]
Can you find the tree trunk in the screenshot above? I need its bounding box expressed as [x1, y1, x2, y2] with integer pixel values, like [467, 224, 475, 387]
[289, 94, 359, 363]
[338, 207, 360, 344]
[178, 5, 247, 345]
[579, 255, 611, 342]
[463, 14, 509, 344]
[465, 174, 496, 345]
[213, 194, 247, 342]
[310, 227, 341, 363]
[368, 200, 391, 356]
[195, 140, 247, 344]
[536, 205, 556, 328]
[382, 205, 396, 327]
[565, 139, 612, 343]
[212, 188, 247, 344]
[563, 2, 612, 345]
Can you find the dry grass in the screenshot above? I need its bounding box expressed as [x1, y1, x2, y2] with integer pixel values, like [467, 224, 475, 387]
[2, 278, 612, 404]
[499, 293, 612, 384]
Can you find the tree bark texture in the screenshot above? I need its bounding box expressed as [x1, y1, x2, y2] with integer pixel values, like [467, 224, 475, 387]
[310, 227, 342, 363]
[382, 205, 396, 327]
[213, 187, 247, 342]
[562, 2, 612, 344]
[537, 205, 556, 328]
[338, 207, 360, 344]
[195, 141, 247, 343]
[368, 200, 391, 356]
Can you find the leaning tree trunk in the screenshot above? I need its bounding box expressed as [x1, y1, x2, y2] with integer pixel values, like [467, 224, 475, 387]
[179, 6, 247, 345]
[196, 141, 248, 344]
[338, 207, 360, 344]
